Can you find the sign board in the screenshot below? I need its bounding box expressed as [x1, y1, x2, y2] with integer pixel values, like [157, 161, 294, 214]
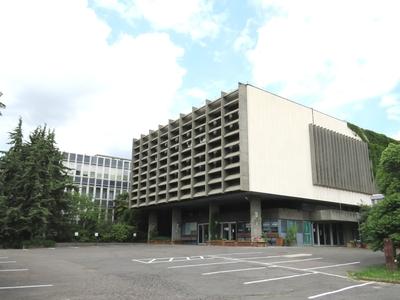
[94, 232, 99, 237]
[74, 232, 79, 237]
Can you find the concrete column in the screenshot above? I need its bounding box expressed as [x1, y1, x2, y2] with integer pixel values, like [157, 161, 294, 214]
[147, 211, 158, 241]
[208, 203, 219, 240]
[171, 207, 182, 242]
[250, 198, 262, 241]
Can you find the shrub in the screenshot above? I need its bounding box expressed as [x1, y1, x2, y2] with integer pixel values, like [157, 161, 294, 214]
[286, 225, 298, 246]
[111, 224, 134, 242]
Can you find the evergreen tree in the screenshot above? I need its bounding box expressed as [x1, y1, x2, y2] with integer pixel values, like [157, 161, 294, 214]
[0, 119, 74, 246]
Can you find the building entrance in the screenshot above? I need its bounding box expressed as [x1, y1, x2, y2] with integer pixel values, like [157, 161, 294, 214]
[313, 222, 344, 246]
[220, 222, 237, 240]
[198, 223, 209, 244]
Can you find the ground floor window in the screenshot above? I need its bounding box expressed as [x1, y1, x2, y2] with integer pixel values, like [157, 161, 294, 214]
[237, 222, 251, 241]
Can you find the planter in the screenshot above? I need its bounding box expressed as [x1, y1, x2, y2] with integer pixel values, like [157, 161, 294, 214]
[207, 240, 266, 247]
[275, 238, 284, 246]
[148, 239, 172, 245]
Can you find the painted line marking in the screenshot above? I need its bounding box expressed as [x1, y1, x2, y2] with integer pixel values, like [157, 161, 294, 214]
[267, 258, 323, 265]
[0, 269, 29, 272]
[131, 252, 264, 262]
[202, 266, 267, 275]
[0, 261, 16, 264]
[244, 273, 315, 285]
[0, 284, 53, 290]
[308, 282, 375, 299]
[168, 261, 240, 269]
[213, 255, 349, 280]
[232, 254, 312, 261]
[169, 257, 321, 269]
[306, 262, 360, 270]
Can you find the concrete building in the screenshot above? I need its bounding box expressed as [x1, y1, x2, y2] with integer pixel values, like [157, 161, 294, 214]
[63, 152, 131, 221]
[129, 83, 376, 246]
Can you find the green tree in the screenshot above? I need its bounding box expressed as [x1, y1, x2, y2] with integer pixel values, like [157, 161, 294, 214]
[0, 119, 74, 246]
[69, 193, 100, 231]
[361, 193, 400, 251]
[376, 143, 400, 196]
[360, 143, 400, 268]
[114, 192, 129, 223]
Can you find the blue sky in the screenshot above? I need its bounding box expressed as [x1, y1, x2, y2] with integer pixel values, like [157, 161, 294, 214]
[0, 0, 399, 158]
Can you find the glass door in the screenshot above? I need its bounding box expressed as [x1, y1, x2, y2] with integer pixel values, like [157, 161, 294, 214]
[198, 223, 209, 244]
[220, 222, 237, 240]
[303, 221, 312, 245]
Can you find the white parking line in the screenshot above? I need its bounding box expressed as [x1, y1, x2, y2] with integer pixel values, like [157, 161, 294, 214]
[244, 273, 315, 285]
[169, 260, 240, 269]
[0, 284, 53, 290]
[0, 269, 29, 272]
[0, 261, 16, 264]
[169, 257, 322, 269]
[308, 282, 375, 299]
[231, 254, 312, 261]
[214, 255, 351, 280]
[306, 262, 360, 270]
[202, 266, 267, 275]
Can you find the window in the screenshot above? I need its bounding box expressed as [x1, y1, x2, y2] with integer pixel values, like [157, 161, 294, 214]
[105, 159, 110, 167]
[69, 153, 76, 162]
[111, 160, 117, 168]
[90, 171, 95, 178]
[82, 170, 88, 177]
[104, 173, 109, 179]
[182, 222, 197, 236]
[62, 152, 68, 160]
[262, 219, 278, 234]
[75, 170, 81, 176]
[95, 188, 101, 198]
[84, 155, 90, 164]
[117, 161, 123, 169]
[123, 161, 130, 170]
[77, 154, 83, 163]
[98, 157, 104, 166]
[82, 177, 88, 185]
[90, 157, 97, 166]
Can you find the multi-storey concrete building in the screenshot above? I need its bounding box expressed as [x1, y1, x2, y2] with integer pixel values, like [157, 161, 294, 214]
[130, 83, 376, 246]
[63, 152, 131, 221]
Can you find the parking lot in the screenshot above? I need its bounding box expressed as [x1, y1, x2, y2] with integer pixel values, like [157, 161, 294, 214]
[1, 244, 399, 299]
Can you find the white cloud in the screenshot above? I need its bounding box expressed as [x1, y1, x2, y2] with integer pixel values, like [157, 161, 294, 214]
[93, 0, 224, 40]
[0, 0, 185, 157]
[234, 19, 256, 52]
[379, 95, 400, 121]
[246, 0, 400, 115]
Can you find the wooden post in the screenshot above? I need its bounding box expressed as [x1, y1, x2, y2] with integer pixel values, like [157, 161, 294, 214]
[384, 238, 397, 271]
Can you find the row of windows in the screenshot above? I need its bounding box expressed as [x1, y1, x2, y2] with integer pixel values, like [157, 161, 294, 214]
[74, 176, 129, 189]
[63, 152, 130, 170]
[81, 185, 127, 201]
[74, 170, 128, 181]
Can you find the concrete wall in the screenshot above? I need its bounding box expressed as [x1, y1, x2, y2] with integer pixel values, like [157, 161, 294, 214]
[246, 85, 372, 206]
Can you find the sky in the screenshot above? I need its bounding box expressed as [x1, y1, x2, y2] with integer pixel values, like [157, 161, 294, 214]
[0, 0, 399, 159]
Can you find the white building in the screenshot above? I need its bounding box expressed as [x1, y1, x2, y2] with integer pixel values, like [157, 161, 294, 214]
[130, 83, 376, 245]
[63, 152, 131, 221]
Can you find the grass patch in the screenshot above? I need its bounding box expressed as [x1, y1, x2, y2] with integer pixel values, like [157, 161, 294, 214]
[349, 265, 400, 284]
